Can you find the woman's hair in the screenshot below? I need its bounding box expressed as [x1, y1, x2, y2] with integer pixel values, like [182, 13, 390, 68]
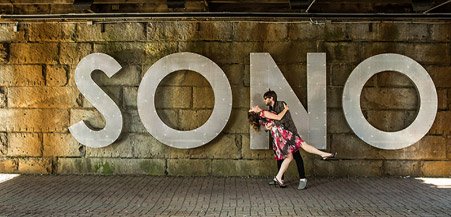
[248, 111, 263, 131]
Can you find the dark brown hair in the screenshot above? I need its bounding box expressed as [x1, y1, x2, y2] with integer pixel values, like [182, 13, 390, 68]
[263, 89, 277, 102]
[248, 111, 261, 131]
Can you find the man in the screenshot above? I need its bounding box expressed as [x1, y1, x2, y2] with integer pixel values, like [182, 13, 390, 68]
[264, 89, 307, 190]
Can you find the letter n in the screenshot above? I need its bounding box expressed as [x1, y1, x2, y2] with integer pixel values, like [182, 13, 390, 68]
[250, 53, 327, 149]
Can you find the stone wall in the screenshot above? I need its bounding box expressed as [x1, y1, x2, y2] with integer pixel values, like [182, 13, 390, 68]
[0, 19, 450, 177]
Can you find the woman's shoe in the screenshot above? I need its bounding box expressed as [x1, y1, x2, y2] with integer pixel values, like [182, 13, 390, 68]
[273, 177, 287, 188]
[322, 152, 337, 160]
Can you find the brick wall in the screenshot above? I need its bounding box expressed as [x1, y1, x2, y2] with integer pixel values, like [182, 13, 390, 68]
[0, 19, 450, 177]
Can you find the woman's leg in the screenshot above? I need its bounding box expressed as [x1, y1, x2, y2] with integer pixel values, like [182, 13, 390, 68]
[275, 153, 293, 182]
[301, 142, 333, 158]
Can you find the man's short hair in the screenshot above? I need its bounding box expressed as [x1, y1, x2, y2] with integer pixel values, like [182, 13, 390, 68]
[264, 89, 277, 102]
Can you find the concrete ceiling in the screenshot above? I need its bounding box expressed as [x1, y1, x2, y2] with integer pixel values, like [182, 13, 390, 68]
[0, 0, 449, 14]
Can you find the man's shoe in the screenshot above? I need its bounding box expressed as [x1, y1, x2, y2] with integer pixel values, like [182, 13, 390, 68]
[269, 180, 276, 185]
[298, 178, 307, 190]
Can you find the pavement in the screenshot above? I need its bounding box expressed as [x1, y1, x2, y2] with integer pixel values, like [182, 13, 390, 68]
[0, 175, 450, 216]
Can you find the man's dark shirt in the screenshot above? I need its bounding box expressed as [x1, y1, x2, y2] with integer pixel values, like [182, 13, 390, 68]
[269, 100, 299, 136]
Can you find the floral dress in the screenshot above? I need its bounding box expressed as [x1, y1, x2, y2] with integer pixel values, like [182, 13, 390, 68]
[260, 111, 303, 160]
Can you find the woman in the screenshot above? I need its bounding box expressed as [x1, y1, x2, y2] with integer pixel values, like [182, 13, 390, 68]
[248, 104, 336, 188]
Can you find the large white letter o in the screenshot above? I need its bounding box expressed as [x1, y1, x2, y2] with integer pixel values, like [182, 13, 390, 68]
[137, 52, 232, 149]
[343, 53, 437, 150]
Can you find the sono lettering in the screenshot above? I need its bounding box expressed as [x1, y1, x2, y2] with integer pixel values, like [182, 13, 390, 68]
[69, 52, 437, 150]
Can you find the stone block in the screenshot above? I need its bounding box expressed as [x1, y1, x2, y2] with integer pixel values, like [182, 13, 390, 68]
[0, 87, 5, 108]
[288, 22, 326, 41]
[428, 111, 451, 134]
[178, 42, 239, 64]
[190, 134, 240, 159]
[346, 23, 379, 41]
[211, 159, 276, 177]
[82, 86, 121, 108]
[232, 86, 249, 109]
[178, 109, 211, 131]
[0, 158, 17, 173]
[8, 87, 79, 108]
[241, 134, 274, 159]
[314, 159, 382, 177]
[380, 136, 447, 160]
[275, 64, 307, 102]
[233, 22, 287, 42]
[59, 43, 92, 65]
[18, 158, 52, 174]
[143, 42, 178, 65]
[90, 65, 140, 86]
[57, 158, 165, 175]
[0, 43, 9, 63]
[76, 23, 145, 42]
[428, 66, 451, 88]
[123, 87, 138, 108]
[10, 43, 58, 64]
[94, 42, 147, 65]
[331, 134, 381, 159]
[46, 65, 68, 86]
[193, 87, 214, 109]
[383, 160, 421, 176]
[327, 87, 343, 109]
[0, 133, 6, 156]
[403, 43, 450, 65]
[327, 109, 352, 134]
[147, 21, 196, 41]
[196, 21, 234, 41]
[361, 87, 418, 110]
[70, 109, 105, 129]
[130, 133, 169, 158]
[167, 146, 191, 159]
[329, 63, 363, 87]
[324, 42, 362, 64]
[324, 22, 349, 41]
[0, 109, 69, 132]
[223, 109, 249, 134]
[263, 41, 318, 64]
[158, 70, 210, 87]
[339, 160, 383, 177]
[155, 86, 191, 109]
[448, 138, 451, 159]
[28, 23, 75, 42]
[362, 42, 449, 66]
[167, 159, 211, 176]
[377, 71, 414, 87]
[14, 4, 50, 15]
[156, 109, 179, 131]
[123, 110, 147, 133]
[376, 22, 429, 42]
[366, 110, 417, 132]
[0, 65, 44, 86]
[223, 64, 244, 85]
[431, 23, 451, 41]
[421, 161, 451, 177]
[7, 133, 42, 157]
[86, 134, 133, 158]
[0, 23, 26, 42]
[43, 133, 80, 157]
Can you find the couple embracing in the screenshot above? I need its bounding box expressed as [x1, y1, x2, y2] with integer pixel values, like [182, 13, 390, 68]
[248, 90, 336, 188]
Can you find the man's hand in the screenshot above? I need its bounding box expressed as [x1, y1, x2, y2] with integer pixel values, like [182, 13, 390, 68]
[283, 103, 289, 110]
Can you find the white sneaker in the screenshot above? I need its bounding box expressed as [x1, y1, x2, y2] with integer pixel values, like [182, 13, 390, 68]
[298, 178, 307, 190]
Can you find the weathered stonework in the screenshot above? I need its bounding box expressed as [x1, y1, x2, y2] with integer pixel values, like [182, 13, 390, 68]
[7, 133, 42, 157]
[0, 19, 449, 177]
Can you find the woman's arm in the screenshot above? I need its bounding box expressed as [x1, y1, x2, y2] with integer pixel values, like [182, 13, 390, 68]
[262, 104, 289, 120]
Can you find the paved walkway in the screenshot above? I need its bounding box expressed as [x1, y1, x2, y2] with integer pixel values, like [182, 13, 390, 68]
[0, 175, 450, 216]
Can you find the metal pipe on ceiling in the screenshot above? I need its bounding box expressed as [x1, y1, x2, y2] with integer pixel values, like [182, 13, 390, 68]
[0, 12, 450, 21]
